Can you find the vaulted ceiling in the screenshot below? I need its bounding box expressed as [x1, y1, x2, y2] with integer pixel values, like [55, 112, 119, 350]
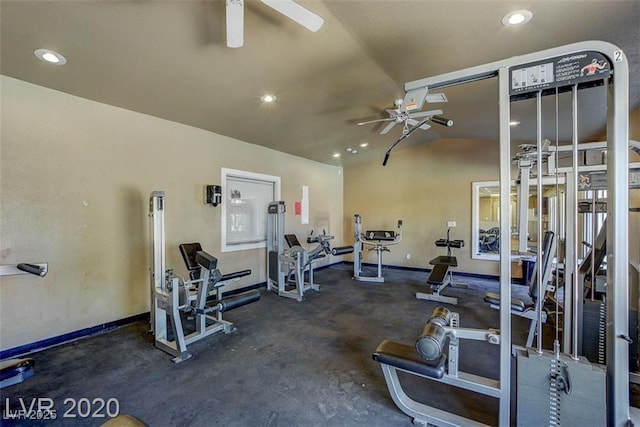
[2, 1, 638, 166]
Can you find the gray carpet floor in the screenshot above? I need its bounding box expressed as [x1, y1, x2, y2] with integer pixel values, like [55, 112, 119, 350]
[0, 264, 563, 426]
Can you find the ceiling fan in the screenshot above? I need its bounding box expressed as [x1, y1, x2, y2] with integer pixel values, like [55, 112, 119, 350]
[357, 94, 451, 135]
[226, 0, 324, 48]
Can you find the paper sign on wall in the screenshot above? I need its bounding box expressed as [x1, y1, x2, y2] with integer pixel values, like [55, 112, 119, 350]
[294, 201, 301, 215]
[301, 185, 309, 224]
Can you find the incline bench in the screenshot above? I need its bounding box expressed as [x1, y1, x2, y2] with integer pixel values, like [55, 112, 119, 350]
[416, 229, 466, 305]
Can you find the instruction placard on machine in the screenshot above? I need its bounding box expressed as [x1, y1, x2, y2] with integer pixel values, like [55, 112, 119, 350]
[578, 168, 640, 191]
[509, 51, 611, 96]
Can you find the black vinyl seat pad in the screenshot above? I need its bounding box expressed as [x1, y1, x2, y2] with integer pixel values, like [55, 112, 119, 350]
[372, 340, 446, 379]
[483, 292, 529, 312]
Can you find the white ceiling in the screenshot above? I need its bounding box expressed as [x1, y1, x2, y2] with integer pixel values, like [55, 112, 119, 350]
[2, 1, 639, 166]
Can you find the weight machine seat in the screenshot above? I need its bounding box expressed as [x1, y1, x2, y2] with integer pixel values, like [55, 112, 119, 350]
[363, 230, 397, 242]
[179, 242, 204, 280]
[483, 231, 555, 313]
[372, 340, 446, 379]
[483, 293, 528, 312]
[429, 255, 458, 267]
[180, 243, 250, 283]
[427, 263, 450, 286]
[284, 234, 302, 248]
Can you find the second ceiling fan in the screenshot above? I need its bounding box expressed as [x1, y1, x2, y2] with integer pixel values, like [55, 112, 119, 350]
[226, 0, 324, 48]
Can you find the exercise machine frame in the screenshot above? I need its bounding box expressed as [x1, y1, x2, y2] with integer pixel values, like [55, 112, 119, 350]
[267, 201, 337, 301]
[353, 214, 402, 283]
[417, 228, 466, 305]
[375, 41, 629, 425]
[373, 308, 500, 427]
[0, 262, 47, 388]
[149, 191, 258, 362]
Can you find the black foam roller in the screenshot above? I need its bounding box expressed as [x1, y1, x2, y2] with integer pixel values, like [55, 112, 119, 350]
[331, 246, 354, 256]
[219, 291, 260, 312]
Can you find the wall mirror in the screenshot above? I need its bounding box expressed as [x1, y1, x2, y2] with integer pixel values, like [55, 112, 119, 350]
[472, 178, 566, 261]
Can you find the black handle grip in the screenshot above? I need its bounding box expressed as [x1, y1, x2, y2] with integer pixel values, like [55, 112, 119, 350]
[17, 263, 46, 277]
[220, 269, 252, 281]
[382, 152, 390, 166]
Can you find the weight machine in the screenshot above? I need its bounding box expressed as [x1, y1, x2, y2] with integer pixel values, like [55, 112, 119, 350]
[149, 191, 260, 363]
[0, 262, 48, 388]
[373, 307, 502, 427]
[417, 228, 466, 305]
[374, 41, 630, 426]
[267, 201, 352, 301]
[353, 214, 402, 283]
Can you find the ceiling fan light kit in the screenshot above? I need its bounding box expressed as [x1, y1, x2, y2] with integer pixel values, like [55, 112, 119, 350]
[226, 0, 324, 48]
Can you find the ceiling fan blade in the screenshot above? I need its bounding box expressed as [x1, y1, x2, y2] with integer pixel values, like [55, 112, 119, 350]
[261, 0, 324, 32]
[380, 121, 398, 134]
[418, 122, 432, 131]
[357, 118, 393, 126]
[226, 0, 244, 48]
[407, 119, 431, 130]
[408, 109, 443, 119]
[426, 93, 448, 103]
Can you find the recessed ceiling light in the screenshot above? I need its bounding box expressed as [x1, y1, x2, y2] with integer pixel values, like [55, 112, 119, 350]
[359, 142, 369, 148]
[332, 153, 341, 158]
[34, 48, 67, 65]
[502, 10, 533, 26]
[351, 150, 358, 154]
[346, 148, 352, 152]
[261, 94, 276, 103]
[509, 120, 521, 126]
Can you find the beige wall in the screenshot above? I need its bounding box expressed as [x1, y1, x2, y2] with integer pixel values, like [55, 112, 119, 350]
[344, 138, 501, 276]
[0, 76, 343, 351]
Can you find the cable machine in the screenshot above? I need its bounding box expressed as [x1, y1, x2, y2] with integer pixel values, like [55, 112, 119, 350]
[373, 41, 630, 426]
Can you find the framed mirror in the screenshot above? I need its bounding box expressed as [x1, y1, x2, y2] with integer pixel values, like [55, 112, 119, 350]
[472, 178, 565, 260]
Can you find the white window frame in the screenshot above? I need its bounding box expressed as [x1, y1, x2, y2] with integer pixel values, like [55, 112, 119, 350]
[221, 168, 281, 252]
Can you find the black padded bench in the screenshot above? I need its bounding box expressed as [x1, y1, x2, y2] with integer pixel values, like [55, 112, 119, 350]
[372, 340, 446, 379]
[483, 293, 528, 312]
[417, 234, 465, 305]
[483, 231, 556, 349]
[427, 264, 449, 286]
